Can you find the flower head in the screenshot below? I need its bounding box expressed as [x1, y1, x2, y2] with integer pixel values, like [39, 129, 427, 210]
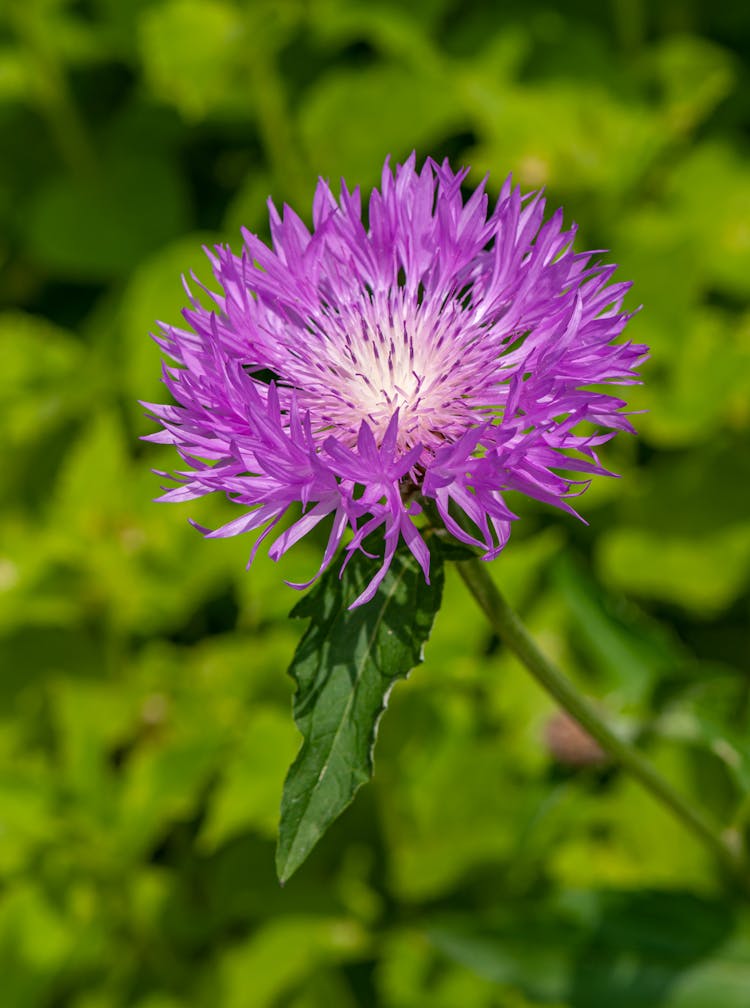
[145, 154, 646, 606]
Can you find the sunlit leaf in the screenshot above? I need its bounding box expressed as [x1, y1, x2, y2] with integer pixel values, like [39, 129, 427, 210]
[597, 524, 750, 615]
[218, 915, 368, 1008]
[117, 232, 220, 431]
[137, 0, 251, 121]
[300, 64, 464, 183]
[652, 35, 735, 136]
[201, 706, 299, 849]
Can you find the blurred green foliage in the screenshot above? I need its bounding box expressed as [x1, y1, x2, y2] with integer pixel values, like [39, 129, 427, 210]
[1, 0, 750, 1004]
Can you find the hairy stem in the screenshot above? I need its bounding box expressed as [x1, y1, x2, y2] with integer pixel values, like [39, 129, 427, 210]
[457, 554, 748, 887]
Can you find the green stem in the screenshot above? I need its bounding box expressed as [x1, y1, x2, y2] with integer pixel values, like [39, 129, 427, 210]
[456, 555, 748, 887]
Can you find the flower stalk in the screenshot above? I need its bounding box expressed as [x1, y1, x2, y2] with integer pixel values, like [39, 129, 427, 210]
[456, 554, 749, 887]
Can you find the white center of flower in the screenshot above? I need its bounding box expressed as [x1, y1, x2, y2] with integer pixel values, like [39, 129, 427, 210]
[291, 289, 505, 453]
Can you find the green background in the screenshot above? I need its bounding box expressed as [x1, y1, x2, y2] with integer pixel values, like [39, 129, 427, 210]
[2, 0, 750, 1005]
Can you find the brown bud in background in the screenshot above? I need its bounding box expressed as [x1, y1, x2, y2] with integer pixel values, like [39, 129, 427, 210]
[545, 710, 607, 768]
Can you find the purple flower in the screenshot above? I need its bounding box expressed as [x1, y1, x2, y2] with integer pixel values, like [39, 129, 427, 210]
[145, 154, 646, 607]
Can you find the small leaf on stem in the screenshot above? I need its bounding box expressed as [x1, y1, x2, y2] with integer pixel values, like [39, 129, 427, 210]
[276, 540, 444, 883]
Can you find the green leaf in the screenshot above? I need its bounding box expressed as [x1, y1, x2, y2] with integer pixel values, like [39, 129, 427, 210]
[0, 48, 30, 104]
[200, 706, 299, 850]
[0, 310, 85, 434]
[137, 0, 250, 122]
[551, 552, 687, 706]
[26, 151, 190, 280]
[426, 890, 750, 1008]
[117, 231, 220, 432]
[597, 524, 750, 616]
[669, 143, 750, 297]
[299, 63, 464, 184]
[651, 35, 735, 136]
[468, 80, 662, 198]
[218, 915, 368, 1008]
[655, 680, 750, 796]
[276, 541, 444, 883]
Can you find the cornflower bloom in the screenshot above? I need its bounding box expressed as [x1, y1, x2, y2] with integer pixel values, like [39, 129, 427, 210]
[145, 154, 646, 606]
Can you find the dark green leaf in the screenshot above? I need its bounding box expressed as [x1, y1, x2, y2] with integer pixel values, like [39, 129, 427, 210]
[551, 551, 687, 705]
[428, 890, 749, 1007]
[26, 152, 190, 280]
[276, 541, 444, 883]
[433, 535, 480, 562]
